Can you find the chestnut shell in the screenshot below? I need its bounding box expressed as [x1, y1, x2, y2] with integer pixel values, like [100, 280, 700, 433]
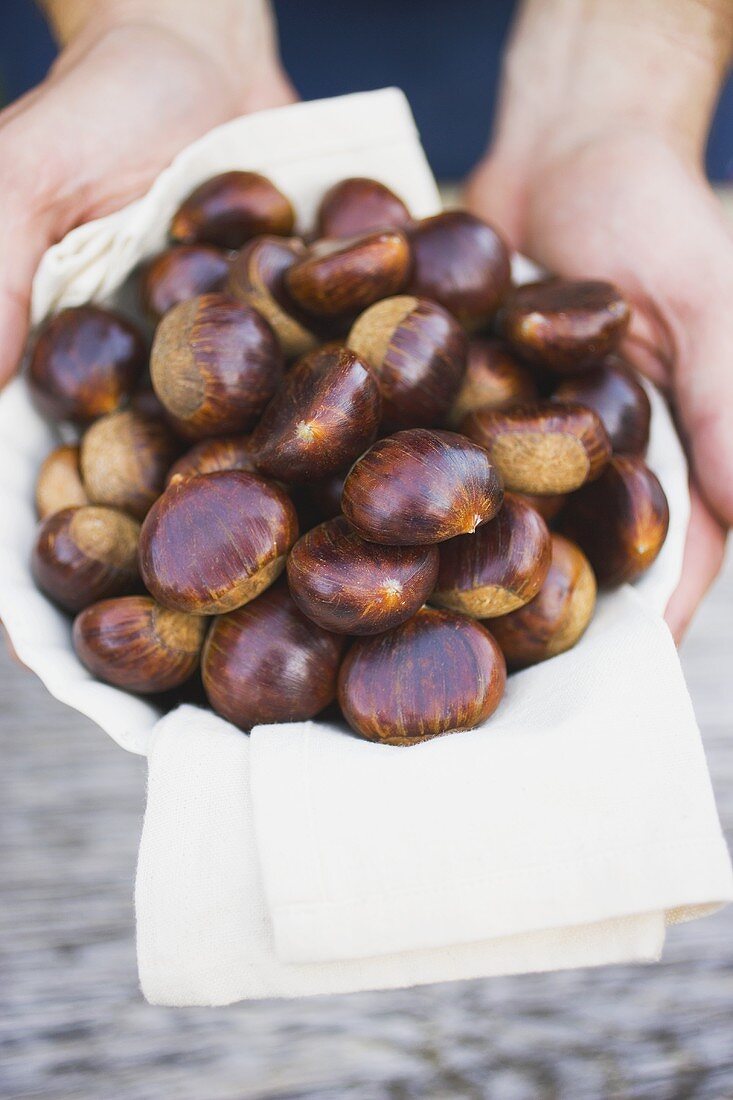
[446, 338, 538, 428]
[165, 435, 258, 484]
[35, 444, 89, 519]
[316, 177, 412, 238]
[553, 357, 651, 455]
[29, 305, 147, 424]
[251, 346, 382, 483]
[338, 607, 506, 745]
[80, 410, 180, 519]
[170, 170, 294, 249]
[287, 516, 439, 634]
[139, 469, 298, 614]
[342, 429, 504, 545]
[139, 244, 231, 320]
[73, 595, 206, 694]
[202, 580, 345, 729]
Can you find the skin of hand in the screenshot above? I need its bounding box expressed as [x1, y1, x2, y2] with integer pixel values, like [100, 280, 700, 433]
[0, 0, 296, 387]
[466, 0, 733, 641]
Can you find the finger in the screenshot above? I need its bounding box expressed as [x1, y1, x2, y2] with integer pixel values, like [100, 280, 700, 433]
[665, 482, 727, 643]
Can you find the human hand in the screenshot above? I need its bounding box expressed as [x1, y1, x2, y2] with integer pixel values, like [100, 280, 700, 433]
[465, 0, 733, 639]
[0, 0, 296, 386]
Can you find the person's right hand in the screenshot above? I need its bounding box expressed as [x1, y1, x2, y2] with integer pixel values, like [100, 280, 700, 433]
[0, 0, 296, 386]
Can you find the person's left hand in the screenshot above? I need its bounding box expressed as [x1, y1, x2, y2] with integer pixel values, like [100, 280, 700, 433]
[466, 126, 733, 639]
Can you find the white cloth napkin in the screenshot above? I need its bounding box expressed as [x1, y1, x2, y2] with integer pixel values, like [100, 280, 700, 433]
[0, 89, 729, 1006]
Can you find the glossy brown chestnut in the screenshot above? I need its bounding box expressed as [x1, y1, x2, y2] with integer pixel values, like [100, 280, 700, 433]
[284, 230, 411, 321]
[150, 293, 283, 438]
[498, 279, 631, 372]
[553, 357, 651, 455]
[170, 170, 294, 249]
[139, 469, 298, 614]
[32, 505, 140, 613]
[73, 596, 206, 693]
[338, 607, 506, 744]
[139, 244, 231, 320]
[287, 516, 439, 634]
[558, 455, 669, 586]
[35, 444, 89, 519]
[316, 177, 412, 238]
[165, 435, 258, 484]
[227, 235, 319, 359]
[202, 580, 345, 729]
[342, 429, 503, 545]
[513, 492, 567, 523]
[251, 346, 381, 482]
[489, 534, 596, 669]
[408, 211, 511, 330]
[347, 295, 467, 429]
[460, 402, 611, 494]
[29, 305, 147, 424]
[432, 494, 552, 618]
[80, 410, 179, 519]
[446, 338, 538, 428]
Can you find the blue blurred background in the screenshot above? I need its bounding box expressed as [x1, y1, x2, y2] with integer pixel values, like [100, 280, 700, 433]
[1, 0, 731, 181]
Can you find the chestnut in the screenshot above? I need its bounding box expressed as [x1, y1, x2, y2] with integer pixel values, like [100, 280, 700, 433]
[165, 435, 258, 484]
[514, 492, 567, 523]
[139, 244, 231, 321]
[347, 296, 467, 430]
[432, 494, 552, 618]
[227, 236, 319, 359]
[35, 444, 89, 519]
[29, 305, 146, 424]
[73, 595, 206, 694]
[558, 455, 669, 586]
[32, 505, 140, 613]
[80, 410, 179, 519]
[129, 375, 168, 421]
[170, 170, 294, 249]
[150, 293, 283, 438]
[287, 516, 439, 635]
[408, 211, 511, 330]
[552, 357, 651, 455]
[251, 346, 381, 483]
[460, 402, 611, 494]
[202, 580, 345, 730]
[284, 230, 411, 321]
[297, 470, 348, 526]
[316, 177, 412, 238]
[338, 607, 506, 745]
[498, 279, 631, 372]
[342, 429, 503, 545]
[446, 338, 538, 428]
[489, 534, 596, 669]
[139, 469, 298, 614]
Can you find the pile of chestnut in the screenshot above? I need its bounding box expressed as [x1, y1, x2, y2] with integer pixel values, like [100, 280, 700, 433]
[27, 170, 669, 746]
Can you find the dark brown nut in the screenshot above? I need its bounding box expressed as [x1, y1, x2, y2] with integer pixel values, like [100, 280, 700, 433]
[32, 505, 140, 613]
[29, 305, 147, 424]
[251, 346, 381, 483]
[227, 235, 319, 359]
[80, 410, 179, 519]
[446, 338, 538, 428]
[316, 177, 412, 238]
[489, 533, 596, 669]
[170, 170, 294, 249]
[338, 607, 506, 744]
[513, 492, 568, 523]
[284, 230, 411, 321]
[139, 470, 298, 614]
[73, 596, 206, 694]
[129, 375, 168, 421]
[347, 296, 467, 430]
[139, 244, 231, 321]
[202, 580, 345, 729]
[342, 429, 503, 545]
[460, 402, 611, 494]
[498, 279, 631, 372]
[287, 516, 439, 635]
[165, 435, 258, 484]
[552, 356, 651, 455]
[150, 293, 283, 438]
[432, 494, 552, 618]
[558, 455, 669, 586]
[408, 211, 511, 330]
[35, 444, 89, 519]
[297, 471, 348, 527]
